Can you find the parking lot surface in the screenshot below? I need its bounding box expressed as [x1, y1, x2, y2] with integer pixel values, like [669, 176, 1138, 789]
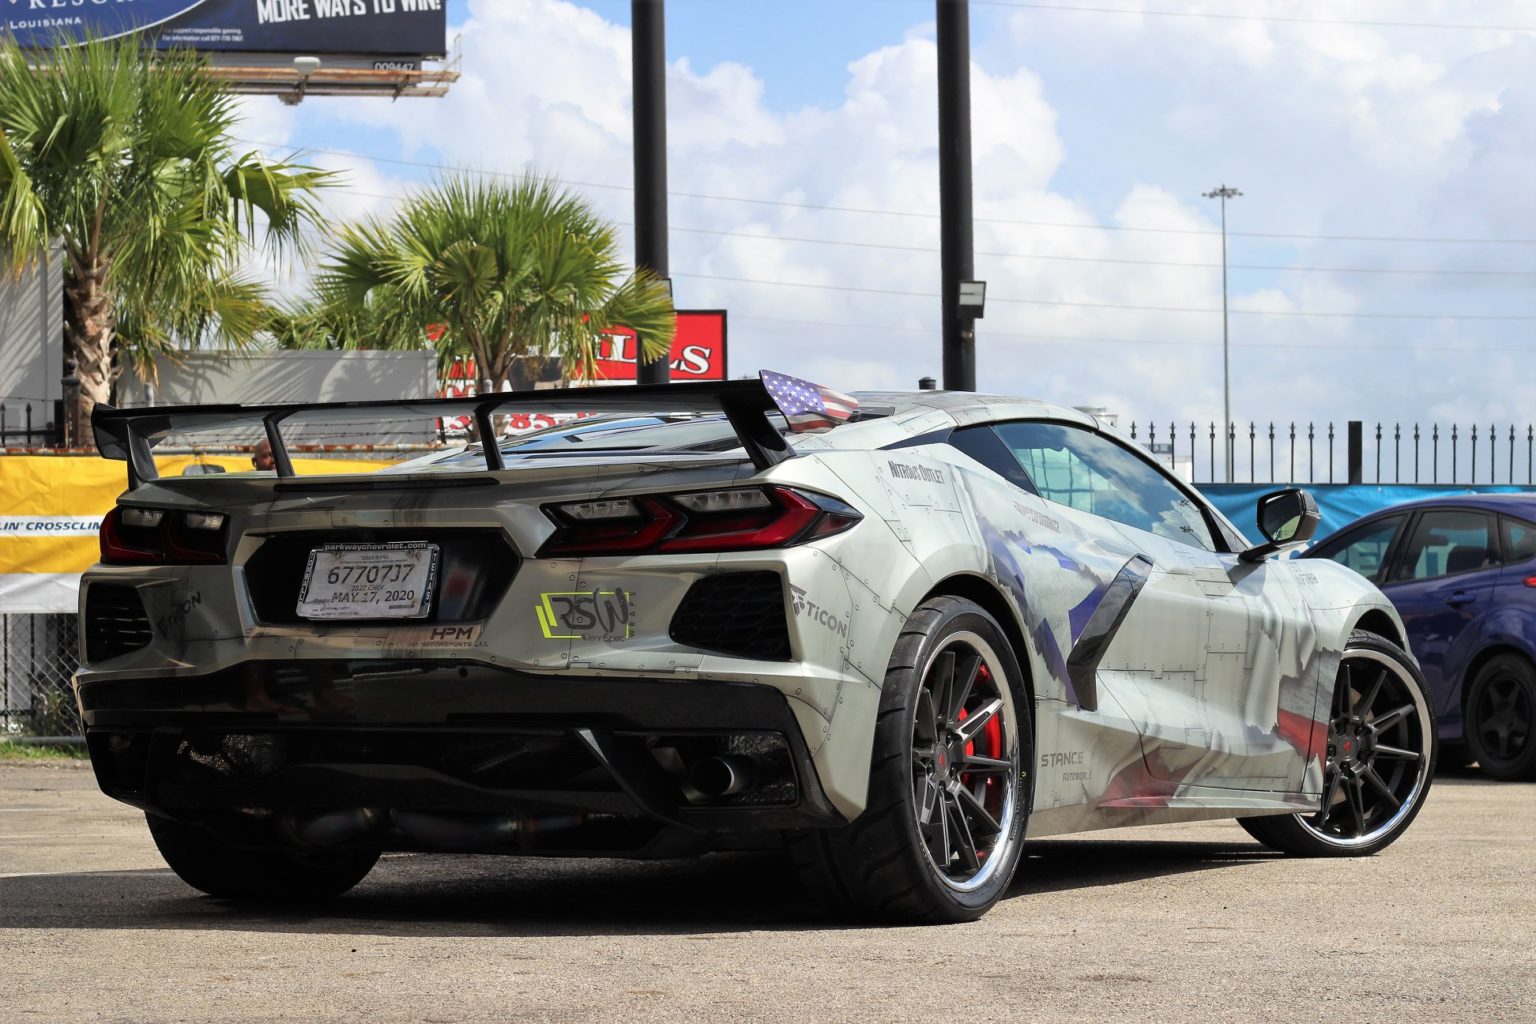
[3, 759, 1532, 1023]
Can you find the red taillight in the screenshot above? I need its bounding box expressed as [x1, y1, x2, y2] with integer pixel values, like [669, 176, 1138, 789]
[99, 507, 228, 566]
[1525, 576, 1536, 588]
[537, 486, 860, 557]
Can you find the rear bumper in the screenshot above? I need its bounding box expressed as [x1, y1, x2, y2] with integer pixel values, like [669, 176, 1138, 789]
[77, 660, 845, 851]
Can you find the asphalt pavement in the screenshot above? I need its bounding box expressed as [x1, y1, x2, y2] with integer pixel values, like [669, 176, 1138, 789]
[3, 759, 1532, 1023]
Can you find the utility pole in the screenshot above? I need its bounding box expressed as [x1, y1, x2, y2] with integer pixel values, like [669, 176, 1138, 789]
[1203, 184, 1241, 482]
[937, 0, 977, 392]
[632, 0, 670, 385]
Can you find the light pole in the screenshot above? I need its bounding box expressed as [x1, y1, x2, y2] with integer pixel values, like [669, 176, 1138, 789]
[1203, 184, 1240, 482]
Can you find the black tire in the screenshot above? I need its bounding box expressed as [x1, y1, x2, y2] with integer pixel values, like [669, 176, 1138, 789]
[787, 596, 1032, 923]
[147, 813, 380, 900]
[1242, 630, 1437, 857]
[1463, 653, 1536, 781]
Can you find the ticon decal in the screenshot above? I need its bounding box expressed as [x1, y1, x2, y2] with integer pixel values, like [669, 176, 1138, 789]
[790, 585, 849, 639]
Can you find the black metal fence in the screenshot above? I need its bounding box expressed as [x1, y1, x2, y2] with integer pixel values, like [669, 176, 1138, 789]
[0, 400, 65, 448]
[1126, 420, 1536, 488]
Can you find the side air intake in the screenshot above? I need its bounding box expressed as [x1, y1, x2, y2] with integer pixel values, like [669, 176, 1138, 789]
[84, 584, 153, 663]
[669, 572, 792, 661]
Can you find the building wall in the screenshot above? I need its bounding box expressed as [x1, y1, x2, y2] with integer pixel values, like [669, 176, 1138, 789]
[0, 246, 64, 441]
[116, 349, 439, 446]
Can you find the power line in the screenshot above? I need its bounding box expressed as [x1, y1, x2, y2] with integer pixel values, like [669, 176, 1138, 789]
[657, 224, 1536, 278]
[731, 314, 1536, 355]
[239, 138, 1536, 246]
[279, 224, 1535, 320]
[973, 1, 1536, 33]
[675, 272, 1536, 321]
[321, 187, 1536, 277]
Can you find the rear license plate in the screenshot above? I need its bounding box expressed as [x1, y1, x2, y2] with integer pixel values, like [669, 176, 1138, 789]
[296, 542, 440, 620]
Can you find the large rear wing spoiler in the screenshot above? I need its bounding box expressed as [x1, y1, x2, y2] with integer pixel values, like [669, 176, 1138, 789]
[92, 378, 799, 487]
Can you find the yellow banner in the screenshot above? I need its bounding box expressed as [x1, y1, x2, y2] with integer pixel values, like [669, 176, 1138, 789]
[0, 454, 399, 580]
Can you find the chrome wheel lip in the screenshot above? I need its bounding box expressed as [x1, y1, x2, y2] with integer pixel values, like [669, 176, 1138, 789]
[1296, 647, 1432, 850]
[909, 630, 1020, 894]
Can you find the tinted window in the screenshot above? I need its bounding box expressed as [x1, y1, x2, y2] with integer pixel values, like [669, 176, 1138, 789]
[1310, 516, 1403, 583]
[947, 425, 1037, 493]
[409, 414, 778, 471]
[992, 422, 1215, 551]
[1396, 510, 1496, 581]
[1503, 516, 1536, 564]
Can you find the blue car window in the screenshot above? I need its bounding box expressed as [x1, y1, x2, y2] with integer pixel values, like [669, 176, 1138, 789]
[1311, 516, 1403, 583]
[1502, 517, 1536, 564]
[1397, 510, 1496, 581]
[992, 422, 1215, 551]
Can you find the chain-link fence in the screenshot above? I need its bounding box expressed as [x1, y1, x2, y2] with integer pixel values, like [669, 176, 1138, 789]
[1, 613, 81, 737]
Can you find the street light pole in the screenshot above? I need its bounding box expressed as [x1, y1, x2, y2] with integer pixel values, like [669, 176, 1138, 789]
[1203, 184, 1241, 482]
[632, 0, 670, 385]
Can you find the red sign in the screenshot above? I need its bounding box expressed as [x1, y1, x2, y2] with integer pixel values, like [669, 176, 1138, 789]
[433, 310, 728, 437]
[580, 310, 727, 382]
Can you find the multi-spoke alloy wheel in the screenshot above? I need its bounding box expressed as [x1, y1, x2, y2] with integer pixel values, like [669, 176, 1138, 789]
[1464, 654, 1536, 781]
[910, 633, 1019, 891]
[1242, 630, 1437, 857]
[786, 596, 1031, 922]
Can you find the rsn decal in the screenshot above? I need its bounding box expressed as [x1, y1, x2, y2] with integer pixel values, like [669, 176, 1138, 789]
[536, 590, 635, 641]
[790, 585, 849, 639]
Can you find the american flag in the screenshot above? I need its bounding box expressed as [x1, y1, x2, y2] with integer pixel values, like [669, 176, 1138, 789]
[759, 370, 859, 433]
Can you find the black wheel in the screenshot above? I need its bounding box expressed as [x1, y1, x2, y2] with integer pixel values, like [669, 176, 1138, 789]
[1463, 653, 1536, 781]
[788, 596, 1032, 923]
[1242, 630, 1437, 857]
[147, 813, 380, 900]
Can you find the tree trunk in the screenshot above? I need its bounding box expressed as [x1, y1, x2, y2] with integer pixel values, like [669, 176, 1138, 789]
[62, 252, 115, 448]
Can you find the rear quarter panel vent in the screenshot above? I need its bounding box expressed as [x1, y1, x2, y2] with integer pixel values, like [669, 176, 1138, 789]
[669, 571, 792, 661]
[84, 584, 153, 663]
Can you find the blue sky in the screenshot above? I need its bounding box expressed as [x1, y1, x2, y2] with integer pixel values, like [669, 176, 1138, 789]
[243, 0, 1536, 481]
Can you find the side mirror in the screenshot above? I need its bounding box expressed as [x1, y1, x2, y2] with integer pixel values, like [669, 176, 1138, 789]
[1240, 488, 1320, 562]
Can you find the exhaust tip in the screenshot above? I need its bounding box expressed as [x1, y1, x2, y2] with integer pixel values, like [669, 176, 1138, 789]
[688, 754, 756, 798]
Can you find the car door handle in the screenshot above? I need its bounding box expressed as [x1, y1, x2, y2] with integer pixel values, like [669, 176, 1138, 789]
[1444, 591, 1474, 608]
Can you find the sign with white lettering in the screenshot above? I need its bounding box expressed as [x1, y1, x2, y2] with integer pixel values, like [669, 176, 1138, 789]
[3, 0, 446, 58]
[580, 310, 728, 384]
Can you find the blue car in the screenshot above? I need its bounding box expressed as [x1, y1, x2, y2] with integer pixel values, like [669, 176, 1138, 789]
[1303, 494, 1536, 779]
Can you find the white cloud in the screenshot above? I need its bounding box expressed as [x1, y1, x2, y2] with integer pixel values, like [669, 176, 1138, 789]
[267, 0, 1534, 482]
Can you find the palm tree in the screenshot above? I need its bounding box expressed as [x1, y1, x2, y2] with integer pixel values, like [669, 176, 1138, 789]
[315, 175, 675, 390]
[0, 35, 331, 430]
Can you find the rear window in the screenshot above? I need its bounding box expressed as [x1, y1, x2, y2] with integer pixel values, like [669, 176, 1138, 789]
[1503, 517, 1536, 564]
[415, 414, 783, 469]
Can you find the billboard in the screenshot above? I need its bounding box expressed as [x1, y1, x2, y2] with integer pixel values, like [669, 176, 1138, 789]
[4, 0, 446, 57]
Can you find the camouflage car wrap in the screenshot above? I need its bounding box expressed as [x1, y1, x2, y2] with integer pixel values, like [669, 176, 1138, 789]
[75, 387, 1405, 842]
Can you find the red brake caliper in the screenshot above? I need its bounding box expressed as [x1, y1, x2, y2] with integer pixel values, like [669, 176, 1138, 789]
[955, 664, 1001, 861]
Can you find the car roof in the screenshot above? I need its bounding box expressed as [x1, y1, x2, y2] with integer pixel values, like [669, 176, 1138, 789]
[850, 391, 1099, 429]
[1306, 491, 1536, 552]
[1352, 492, 1536, 516]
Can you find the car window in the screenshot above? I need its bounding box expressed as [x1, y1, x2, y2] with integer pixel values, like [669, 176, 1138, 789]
[1395, 510, 1497, 582]
[1502, 516, 1536, 564]
[1309, 516, 1403, 583]
[991, 421, 1216, 551]
[946, 425, 1038, 494]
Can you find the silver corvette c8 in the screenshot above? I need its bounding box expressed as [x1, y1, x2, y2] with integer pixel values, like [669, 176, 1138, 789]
[75, 372, 1436, 921]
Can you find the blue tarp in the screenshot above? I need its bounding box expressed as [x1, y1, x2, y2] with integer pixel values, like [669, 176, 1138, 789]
[1201, 484, 1536, 546]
